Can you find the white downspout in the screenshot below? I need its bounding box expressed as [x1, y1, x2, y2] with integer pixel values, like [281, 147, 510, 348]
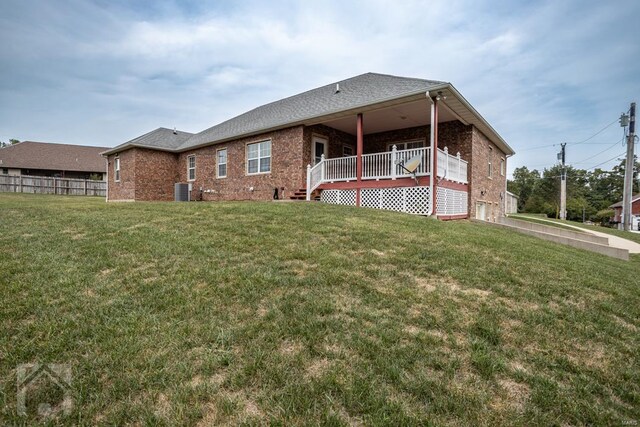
[504, 153, 513, 216]
[105, 157, 109, 202]
[426, 92, 435, 216]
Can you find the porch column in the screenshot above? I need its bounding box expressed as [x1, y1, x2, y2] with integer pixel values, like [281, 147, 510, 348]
[431, 97, 439, 215]
[356, 113, 363, 206]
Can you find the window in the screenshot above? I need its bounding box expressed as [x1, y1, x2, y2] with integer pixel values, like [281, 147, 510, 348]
[217, 148, 227, 178]
[1, 168, 7, 175]
[488, 161, 493, 178]
[247, 140, 271, 174]
[187, 155, 196, 181]
[114, 158, 120, 182]
[387, 140, 424, 151]
[500, 158, 505, 176]
[343, 145, 354, 157]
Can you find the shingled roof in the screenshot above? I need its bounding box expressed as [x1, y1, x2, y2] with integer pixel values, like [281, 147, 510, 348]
[610, 194, 640, 208]
[0, 141, 110, 172]
[179, 73, 445, 150]
[104, 72, 513, 155]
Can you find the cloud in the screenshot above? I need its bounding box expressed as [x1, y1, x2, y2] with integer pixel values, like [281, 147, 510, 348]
[0, 0, 638, 175]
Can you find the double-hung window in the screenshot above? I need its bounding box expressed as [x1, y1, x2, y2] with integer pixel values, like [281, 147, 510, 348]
[387, 140, 424, 151]
[187, 155, 196, 181]
[500, 158, 505, 176]
[247, 140, 271, 174]
[217, 148, 227, 178]
[114, 158, 120, 182]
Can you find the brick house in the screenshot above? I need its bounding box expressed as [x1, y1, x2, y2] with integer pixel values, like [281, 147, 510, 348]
[610, 194, 640, 230]
[102, 73, 515, 220]
[0, 141, 108, 179]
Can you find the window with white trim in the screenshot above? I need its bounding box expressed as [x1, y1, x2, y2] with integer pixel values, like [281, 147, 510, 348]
[387, 140, 424, 151]
[247, 140, 271, 174]
[500, 158, 505, 176]
[343, 145, 354, 157]
[217, 148, 227, 178]
[187, 155, 196, 181]
[488, 147, 493, 178]
[114, 158, 120, 182]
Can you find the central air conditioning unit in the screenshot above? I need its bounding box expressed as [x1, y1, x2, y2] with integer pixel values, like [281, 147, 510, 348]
[175, 183, 191, 202]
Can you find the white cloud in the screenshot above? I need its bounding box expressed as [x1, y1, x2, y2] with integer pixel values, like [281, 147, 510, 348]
[0, 0, 638, 175]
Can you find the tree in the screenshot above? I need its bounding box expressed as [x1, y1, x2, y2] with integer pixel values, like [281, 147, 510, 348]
[1, 139, 20, 148]
[507, 166, 540, 211]
[508, 156, 639, 224]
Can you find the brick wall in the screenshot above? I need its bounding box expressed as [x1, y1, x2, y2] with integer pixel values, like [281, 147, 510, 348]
[107, 149, 137, 201]
[178, 126, 306, 201]
[107, 148, 178, 201]
[105, 120, 508, 215]
[470, 127, 508, 220]
[303, 125, 356, 171]
[134, 148, 178, 201]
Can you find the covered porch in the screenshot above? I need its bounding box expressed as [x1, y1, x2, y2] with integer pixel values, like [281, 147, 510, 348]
[303, 93, 470, 218]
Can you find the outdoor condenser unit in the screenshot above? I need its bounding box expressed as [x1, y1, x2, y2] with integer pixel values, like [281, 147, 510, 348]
[175, 183, 191, 202]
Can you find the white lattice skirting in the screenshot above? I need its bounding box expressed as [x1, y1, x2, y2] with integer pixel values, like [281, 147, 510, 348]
[436, 187, 468, 216]
[320, 189, 357, 206]
[321, 186, 431, 215]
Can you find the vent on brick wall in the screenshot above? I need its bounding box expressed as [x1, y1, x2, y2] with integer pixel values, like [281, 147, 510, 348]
[175, 183, 190, 202]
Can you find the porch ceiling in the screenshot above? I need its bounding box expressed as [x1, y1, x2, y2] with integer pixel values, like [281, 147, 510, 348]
[319, 99, 458, 135]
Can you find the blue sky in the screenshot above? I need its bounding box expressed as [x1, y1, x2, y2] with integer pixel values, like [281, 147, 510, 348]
[1, 0, 638, 176]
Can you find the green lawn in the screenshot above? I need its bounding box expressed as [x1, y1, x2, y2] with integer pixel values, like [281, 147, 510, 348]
[1, 193, 639, 426]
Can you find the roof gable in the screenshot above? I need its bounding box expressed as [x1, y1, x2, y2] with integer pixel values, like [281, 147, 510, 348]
[102, 127, 193, 155]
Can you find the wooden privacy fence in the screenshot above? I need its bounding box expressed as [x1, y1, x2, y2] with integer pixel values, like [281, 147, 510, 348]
[0, 174, 106, 197]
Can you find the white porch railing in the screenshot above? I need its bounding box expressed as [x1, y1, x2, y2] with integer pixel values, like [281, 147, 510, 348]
[307, 146, 467, 200]
[324, 156, 356, 181]
[437, 147, 468, 183]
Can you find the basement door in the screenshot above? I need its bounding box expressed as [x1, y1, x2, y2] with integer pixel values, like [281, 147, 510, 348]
[475, 202, 487, 221]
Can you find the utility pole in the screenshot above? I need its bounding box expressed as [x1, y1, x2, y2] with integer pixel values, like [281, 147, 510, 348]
[622, 102, 636, 231]
[559, 143, 567, 220]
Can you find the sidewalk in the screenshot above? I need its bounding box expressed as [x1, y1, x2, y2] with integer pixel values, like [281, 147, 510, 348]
[517, 216, 640, 254]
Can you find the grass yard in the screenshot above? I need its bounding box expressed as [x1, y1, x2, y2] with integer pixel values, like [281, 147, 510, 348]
[1, 193, 639, 425]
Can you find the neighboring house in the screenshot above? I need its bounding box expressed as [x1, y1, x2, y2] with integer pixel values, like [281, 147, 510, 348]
[103, 73, 515, 220]
[505, 191, 519, 214]
[610, 194, 640, 230]
[0, 141, 109, 179]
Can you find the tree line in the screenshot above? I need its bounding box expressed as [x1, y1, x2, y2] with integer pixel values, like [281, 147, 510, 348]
[507, 157, 639, 223]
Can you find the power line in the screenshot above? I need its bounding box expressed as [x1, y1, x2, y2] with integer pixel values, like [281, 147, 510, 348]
[566, 118, 619, 146]
[572, 136, 625, 164]
[516, 118, 620, 152]
[583, 151, 626, 171]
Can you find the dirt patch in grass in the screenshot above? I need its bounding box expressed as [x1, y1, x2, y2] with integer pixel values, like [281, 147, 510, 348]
[306, 358, 331, 379]
[280, 340, 304, 356]
[154, 393, 171, 419]
[612, 314, 637, 332]
[190, 372, 226, 388]
[414, 276, 436, 292]
[493, 378, 530, 412]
